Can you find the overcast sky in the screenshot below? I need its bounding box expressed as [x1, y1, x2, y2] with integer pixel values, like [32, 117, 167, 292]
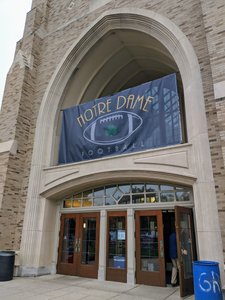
[0, 0, 32, 108]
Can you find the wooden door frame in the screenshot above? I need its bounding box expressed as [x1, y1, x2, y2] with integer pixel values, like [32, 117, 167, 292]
[106, 211, 127, 283]
[57, 213, 77, 275]
[135, 210, 166, 287]
[175, 206, 196, 298]
[77, 212, 100, 278]
[57, 212, 100, 278]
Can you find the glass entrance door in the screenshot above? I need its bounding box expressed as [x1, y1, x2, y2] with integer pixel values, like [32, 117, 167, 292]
[175, 206, 196, 297]
[135, 210, 166, 286]
[57, 214, 76, 275]
[106, 211, 127, 282]
[57, 213, 99, 278]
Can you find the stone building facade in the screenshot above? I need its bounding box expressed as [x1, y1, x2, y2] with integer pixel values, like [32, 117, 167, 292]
[0, 0, 225, 294]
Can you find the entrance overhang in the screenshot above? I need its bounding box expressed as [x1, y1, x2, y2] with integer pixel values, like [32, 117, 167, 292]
[41, 142, 197, 200]
[41, 169, 197, 200]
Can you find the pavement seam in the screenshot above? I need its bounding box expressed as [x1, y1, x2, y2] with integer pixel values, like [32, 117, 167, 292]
[163, 287, 178, 300]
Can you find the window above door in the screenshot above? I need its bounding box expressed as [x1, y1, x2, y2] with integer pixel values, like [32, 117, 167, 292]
[62, 182, 192, 209]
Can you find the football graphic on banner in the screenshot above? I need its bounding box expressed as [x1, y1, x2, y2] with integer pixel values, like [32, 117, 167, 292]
[83, 111, 143, 145]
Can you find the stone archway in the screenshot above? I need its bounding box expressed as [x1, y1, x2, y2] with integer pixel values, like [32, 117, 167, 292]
[19, 9, 224, 282]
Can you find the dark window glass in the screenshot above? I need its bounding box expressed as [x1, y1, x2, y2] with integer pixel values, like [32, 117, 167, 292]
[118, 195, 131, 205]
[176, 191, 190, 201]
[81, 218, 96, 265]
[132, 194, 145, 204]
[140, 216, 159, 272]
[146, 184, 159, 192]
[160, 185, 174, 191]
[160, 192, 175, 202]
[108, 216, 126, 269]
[61, 218, 75, 263]
[132, 184, 144, 193]
[83, 190, 93, 198]
[74, 193, 82, 199]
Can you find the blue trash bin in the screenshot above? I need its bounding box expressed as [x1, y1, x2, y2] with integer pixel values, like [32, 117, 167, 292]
[193, 260, 222, 300]
[0, 251, 15, 281]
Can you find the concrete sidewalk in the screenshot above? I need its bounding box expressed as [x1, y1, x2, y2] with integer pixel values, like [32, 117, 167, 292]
[0, 275, 194, 300]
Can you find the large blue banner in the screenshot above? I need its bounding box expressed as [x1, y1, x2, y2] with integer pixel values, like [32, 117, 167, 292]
[58, 73, 182, 164]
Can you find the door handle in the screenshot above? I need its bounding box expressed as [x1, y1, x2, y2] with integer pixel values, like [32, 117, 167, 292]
[75, 238, 79, 252]
[75, 238, 78, 252]
[75, 238, 81, 253]
[77, 238, 80, 253]
[160, 240, 164, 258]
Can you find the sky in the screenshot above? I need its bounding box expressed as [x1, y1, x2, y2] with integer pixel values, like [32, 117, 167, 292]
[0, 0, 32, 109]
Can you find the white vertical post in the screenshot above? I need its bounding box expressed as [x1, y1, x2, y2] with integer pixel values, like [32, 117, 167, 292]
[127, 208, 135, 285]
[98, 209, 107, 281]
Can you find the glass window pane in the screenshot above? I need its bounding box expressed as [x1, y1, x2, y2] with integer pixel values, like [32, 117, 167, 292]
[74, 193, 82, 199]
[118, 184, 130, 194]
[146, 184, 159, 192]
[105, 185, 116, 196]
[176, 186, 185, 190]
[83, 190, 93, 198]
[63, 199, 72, 208]
[61, 218, 75, 263]
[132, 194, 145, 204]
[141, 258, 159, 272]
[94, 187, 105, 197]
[113, 188, 123, 201]
[160, 192, 175, 202]
[179, 213, 193, 279]
[132, 184, 145, 193]
[146, 194, 159, 203]
[72, 199, 81, 207]
[62, 183, 191, 208]
[81, 218, 96, 265]
[108, 216, 126, 269]
[93, 197, 104, 206]
[82, 198, 92, 207]
[140, 216, 159, 272]
[176, 191, 190, 201]
[105, 196, 116, 206]
[118, 195, 130, 204]
[160, 185, 174, 191]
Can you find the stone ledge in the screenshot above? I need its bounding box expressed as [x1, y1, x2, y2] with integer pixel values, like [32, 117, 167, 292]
[214, 81, 225, 99]
[0, 140, 18, 155]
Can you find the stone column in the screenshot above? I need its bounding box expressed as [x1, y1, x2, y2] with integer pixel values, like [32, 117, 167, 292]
[98, 209, 107, 281]
[127, 208, 135, 285]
